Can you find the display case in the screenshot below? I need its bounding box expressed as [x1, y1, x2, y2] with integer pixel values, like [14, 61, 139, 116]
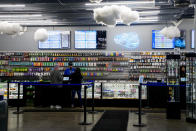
[81, 82, 101, 99]
[166, 54, 181, 119]
[8, 83, 23, 99]
[166, 55, 181, 102]
[81, 81, 147, 100]
[102, 81, 147, 99]
[0, 83, 7, 99]
[185, 53, 196, 122]
[23, 85, 35, 106]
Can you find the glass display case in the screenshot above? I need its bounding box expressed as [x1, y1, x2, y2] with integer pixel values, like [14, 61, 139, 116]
[81, 81, 147, 100]
[81, 82, 101, 99]
[0, 83, 7, 99]
[166, 54, 181, 119]
[102, 81, 147, 99]
[9, 83, 23, 99]
[166, 55, 181, 102]
[185, 53, 196, 122]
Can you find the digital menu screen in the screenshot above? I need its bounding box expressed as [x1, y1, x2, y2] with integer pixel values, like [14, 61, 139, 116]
[75, 30, 106, 49]
[152, 30, 185, 49]
[39, 31, 70, 49]
[152, 30, 174, 49]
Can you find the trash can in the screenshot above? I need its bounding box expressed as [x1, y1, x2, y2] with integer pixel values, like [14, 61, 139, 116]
[0, 100, 8, 131]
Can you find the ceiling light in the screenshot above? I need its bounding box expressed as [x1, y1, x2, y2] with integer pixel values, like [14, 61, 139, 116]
[0, 4, 26, 8]
[85, 1, 155, 6]
[140, 16, 159, 19]
[139, 10, 160, 14]
[0, 14, 42, 18]
[139, 19, 159, 21]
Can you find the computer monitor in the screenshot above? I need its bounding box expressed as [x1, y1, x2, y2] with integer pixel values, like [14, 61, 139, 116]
[63, 77, 69, 81]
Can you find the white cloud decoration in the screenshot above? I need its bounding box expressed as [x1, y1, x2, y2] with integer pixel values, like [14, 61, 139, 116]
[93, 5, 139, 26]
[89, 0, 103, 3]
[160, 26, 180, 39]
[34, 28, 48, 42]
[0, 21, 27, 36]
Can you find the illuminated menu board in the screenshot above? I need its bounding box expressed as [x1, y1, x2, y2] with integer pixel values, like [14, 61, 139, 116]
[39, 31, 70, 49]
[75, 30, 106, 49]
[152, 30, 174, 49]
[152, 30, 186, 49]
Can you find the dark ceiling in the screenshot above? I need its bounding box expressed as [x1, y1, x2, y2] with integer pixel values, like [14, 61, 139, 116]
[0, 0, 193, 26]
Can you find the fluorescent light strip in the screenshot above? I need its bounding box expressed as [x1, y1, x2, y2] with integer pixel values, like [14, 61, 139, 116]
[140, 16, 159, 19]
[0, 4, 26, 8]
[139, 10, 160, 14]
[85, 1, 154, 6]
[0, 14, 42, 18]
[5, 20, 58, 24]
[139, 19, 159, 22]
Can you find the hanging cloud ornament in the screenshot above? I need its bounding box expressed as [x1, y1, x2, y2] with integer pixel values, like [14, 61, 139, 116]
[0, 21, 27, 36]
[89, 0, 103, 3]
[34, 28, 48, 42]
[93, 5, 139, 26]
[160, 26, 180, 39]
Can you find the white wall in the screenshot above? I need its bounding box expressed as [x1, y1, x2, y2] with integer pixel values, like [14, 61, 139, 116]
[0, 19, 194, 52]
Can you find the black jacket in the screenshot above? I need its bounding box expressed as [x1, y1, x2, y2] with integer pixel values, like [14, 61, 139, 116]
[70, 72, 83, 90]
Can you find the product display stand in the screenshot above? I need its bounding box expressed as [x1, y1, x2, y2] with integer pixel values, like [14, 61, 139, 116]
[88, 82, 98, 114]
[13, 83, 23, 114]
[79, 86, 92, 125]
[133, 84, 146, 127]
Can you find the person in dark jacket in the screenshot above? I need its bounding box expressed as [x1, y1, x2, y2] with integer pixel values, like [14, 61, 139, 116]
[49, 65, 63, 109]
[70, 67, 83, 107]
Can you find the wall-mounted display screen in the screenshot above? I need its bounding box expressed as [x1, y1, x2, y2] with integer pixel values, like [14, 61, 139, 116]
[152, 30, 186, 49]
[75, 30, 106, 49]
[39, 31, 70, 49]
[191, 30, 194, 48]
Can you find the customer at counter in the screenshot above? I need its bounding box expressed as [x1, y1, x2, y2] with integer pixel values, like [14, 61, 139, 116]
[70, 68, 83, 108]
[49, 64, 63, 109]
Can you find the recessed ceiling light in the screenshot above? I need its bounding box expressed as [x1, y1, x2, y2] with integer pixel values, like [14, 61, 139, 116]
[0, 4, 26, 8]
[85, 1, 155, 6]
[0, 14, 42, 18]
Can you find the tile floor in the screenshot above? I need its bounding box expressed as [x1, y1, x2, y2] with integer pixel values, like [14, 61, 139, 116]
[7, 108, 196, 131]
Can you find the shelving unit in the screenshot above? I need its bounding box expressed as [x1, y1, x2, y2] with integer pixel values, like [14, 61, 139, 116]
[185, 53, 196, 123]
[128, 52, 166, 82]
[0, 52, 129, 80]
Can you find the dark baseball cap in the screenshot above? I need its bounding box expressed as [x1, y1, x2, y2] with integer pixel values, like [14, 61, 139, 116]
[68, 62, 73, 66]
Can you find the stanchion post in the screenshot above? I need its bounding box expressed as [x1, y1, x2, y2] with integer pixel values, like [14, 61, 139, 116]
[100, 82, 103, 100]
[13, 83, 23, 114]
[89, 82, 98, 114]
[133, 84, 146, 127]
[79, 85, 91, 125]
[7, 82, 9, 106]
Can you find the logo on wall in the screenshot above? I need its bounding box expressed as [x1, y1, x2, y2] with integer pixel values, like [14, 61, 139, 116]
[114, 32, 140, 49]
